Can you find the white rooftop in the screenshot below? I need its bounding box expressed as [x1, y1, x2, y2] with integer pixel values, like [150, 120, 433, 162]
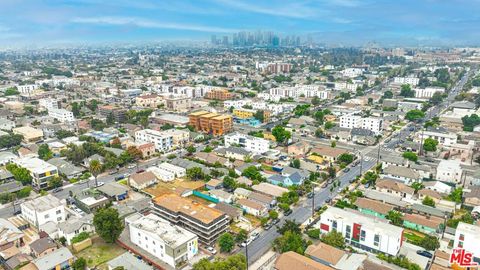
[129, 213, 196, 248]
[22, 194, 64, 212]
[14, 156, 57, 174]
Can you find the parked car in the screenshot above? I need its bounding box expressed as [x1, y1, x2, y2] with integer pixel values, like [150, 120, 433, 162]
[416, 250, 433, 258]
[325, 198, 332, 204]
[272, 218, 280, 225]
[136, 169, 145, 173]
[52, 188, 63, 193]
[307, 192, 314, 198]
[95, 182, 105, 187]
[207, 247, 217, 255]
[344, 168, 350, 172]
[284, 209, 292, 216]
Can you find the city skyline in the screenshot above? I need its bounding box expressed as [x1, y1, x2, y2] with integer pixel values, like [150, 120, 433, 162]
[0, 0, 480, 47]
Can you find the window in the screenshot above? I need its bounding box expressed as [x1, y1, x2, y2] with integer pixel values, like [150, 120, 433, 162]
[345, 225, 351, 239]
[458, 241, 463, 248]
[459, 234, 465, 241]
[56, 210, 62, 214]
[44, 214, 50, 219]
[332, 220, 337, 231]
[360, 230, 366, 241]
[374, 234, 380, 247]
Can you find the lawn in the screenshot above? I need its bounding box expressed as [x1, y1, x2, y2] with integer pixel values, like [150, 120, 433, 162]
[74, 236, 125, 269]
[403, 229, 426, 245]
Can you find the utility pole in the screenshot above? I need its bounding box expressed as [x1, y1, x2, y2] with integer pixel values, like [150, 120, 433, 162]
[245, 243, 249, 270]
[359, 153, 363, 177]
[376, 142, 381, 165]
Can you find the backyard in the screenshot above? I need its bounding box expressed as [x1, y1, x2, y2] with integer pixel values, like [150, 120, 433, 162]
[74, 236, 126, 269]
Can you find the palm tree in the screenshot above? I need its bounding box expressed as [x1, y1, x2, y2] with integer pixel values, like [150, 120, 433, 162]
[89, 159, 103, 188]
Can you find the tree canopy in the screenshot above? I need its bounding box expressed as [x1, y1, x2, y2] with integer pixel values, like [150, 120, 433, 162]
[93, 207, 124, 243]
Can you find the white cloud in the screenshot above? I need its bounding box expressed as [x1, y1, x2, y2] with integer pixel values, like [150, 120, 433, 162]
[329, 0, 362, 7]
[71, 16, 240, 33]
[213, 0, 322, 19]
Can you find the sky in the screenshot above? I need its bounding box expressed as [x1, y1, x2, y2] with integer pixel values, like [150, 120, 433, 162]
[0, 0, 480, 47]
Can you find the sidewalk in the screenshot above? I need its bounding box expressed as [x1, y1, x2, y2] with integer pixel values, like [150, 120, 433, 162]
[249, 250, 277, 270]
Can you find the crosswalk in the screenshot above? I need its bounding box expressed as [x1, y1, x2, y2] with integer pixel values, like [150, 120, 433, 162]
[362, 156, 377, 162]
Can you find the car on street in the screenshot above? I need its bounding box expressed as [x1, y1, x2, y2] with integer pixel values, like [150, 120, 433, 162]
[321, 182, 328, 188]
[325, 198, 332, 204]
[52, 188, 63, 193]
[127, 164, 136, 169]
[272, 218, 280, 225]
[95, 182, 105, 187]
[344, 168, 350, 172]
[416, 250, 433, 258]
[307, 192, 314, 198]
[284, 209, 292, 216]
[349, 178, 355, 183]
[136, 169, 145, 173]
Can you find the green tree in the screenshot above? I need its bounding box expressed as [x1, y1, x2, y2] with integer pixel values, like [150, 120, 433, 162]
[0, 134, 23, 149]
[6, 164, 32, 185]
[269, 210, 279, 220]
[186, 145, 196, 154]
[236, 229, 248, 243]
[338, 153, 354, 164]
[222, 176, 237, 190]
[311, 96, 320, 106]
[4, 87, 19, 96]
[324, 121, 335, 129]
[386, 210, 403, 226]
[420, 235, 440, 251]
[400, 84, 415, 97]
[186, 167, 206, 181]
[192, 254, 246, 270]
[254, 110, 265, 123]
[405, 110, 425, 122]
[273, 231, 308, 254]
[93, 207, 124, 243]
[89, 159, 103, 187]
[383, 90, 393, 99]
[331, 141, 336, 148]
[277, 220, 301, 235]
[447, 187, 463, 203]
[272, 125, 291, 145]
[461, 114, 480, 131]
[55, 130, 75, 139]
[218, 232, 235, 253]
[402, 151, 418, 162]
[306, 228, 320, 239]
[430, 92, 444, 105]
[423, 138, 439, 152]
[38, 144, 53, 161]
[106, 112, 115, 125]
[411, 182, 424, 193]
[242, 166, 264, 182]
[71, 102, 81, 117]
[361, 171, 378, 185]
[321, 230, 345, 249]
[422, 196, 436, 207]
[290, 159, 301, 169]
[48, 177, 63, 189]
[72, 257, 87, 270]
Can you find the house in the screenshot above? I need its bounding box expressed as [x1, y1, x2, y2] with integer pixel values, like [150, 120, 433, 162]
[436, 160, 463, 184]
[310, 146, 348, 163]
[382, 165, 421, 184]
[128, 171, 157, 190]
[375, 179, 415, 200]
[224, 132, 271, 155]
[403, 213, 443, 234]
[73, 188, 110, 213]
[20, 195, 65, 228]
[237, 198, 268, 217]
[355, 197, 393, 219]
[418, 189, 443, 203]
[57, 214, 95, 245]
[82, 154, 104, 167]
[147, 166, 175, 182]
[209, 189, 233, 204]
[274, 251, 335, 270]
[318, 207, 404, 256]
[97, 182, 129, 201]
[234, 187, 252, 200]
[29, 247, 74, 270]
[225, 146, 250, 161]
[213, 203, 242, 222]
[0, 218, 24, 250]
[107, 252, 153, 270]
[47, 158, 84, 179]
[205, 179, 223, 190]
[126, 213, 198, 268]
[351, 128, 376, 145]
[29, 237, 57, 258]
[12, 126, 43, 143]
[464, 186, 480, 207]
[423, 181, 453, 195]
[248, 192, 276, 209]
[287, 141, 311, 157]
[268, 172, 305, 187]
[252, 182, 288, 198]
[305, 242, 367, 270]
[0, 152, 17, 166]
[136, 142, 155, 159]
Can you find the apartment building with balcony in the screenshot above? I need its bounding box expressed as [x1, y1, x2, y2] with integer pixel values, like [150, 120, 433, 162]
[152, 194, 229, 245]
[188, 111, 233, 136]
[135, 129, 173, 152]
[48, 108, 75, 123]
[126, 213, 198, 268]
[224, 132, 271, 154]
[318, 207, 404, 256]
[13, 157, 59, 189]
[205, 89, 233, 100]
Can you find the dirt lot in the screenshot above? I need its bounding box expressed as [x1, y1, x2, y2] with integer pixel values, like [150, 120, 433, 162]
[144, 178, 205, 197]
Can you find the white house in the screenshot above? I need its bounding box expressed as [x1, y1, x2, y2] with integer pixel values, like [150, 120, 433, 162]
[454, 222, 480, 261]
[419, 127, 457, 146]
[224, 132, 271, 155]
[237, 198, 267, 217]
[126, 213, 198, 268]
[147, 166, 175, 182]
[394, 77, 419, 86]
[414, 87, 445, 99]
[39, 98, 59, 111]
[424, 181, 453, 194]
[21, 194, 66, 228]
[157, 162, 186, 178]
[57, 215, 95, 245]
[318, 207, 403, 256]
[48, 108, 75, 122]
[0, 118, 15, 131]
[13, 157, 59, 189]
[436, 160, 463, 184]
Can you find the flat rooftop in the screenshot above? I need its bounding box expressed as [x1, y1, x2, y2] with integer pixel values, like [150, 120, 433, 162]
[153, 193, 225, 225]
[22, 194, 63, 212]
